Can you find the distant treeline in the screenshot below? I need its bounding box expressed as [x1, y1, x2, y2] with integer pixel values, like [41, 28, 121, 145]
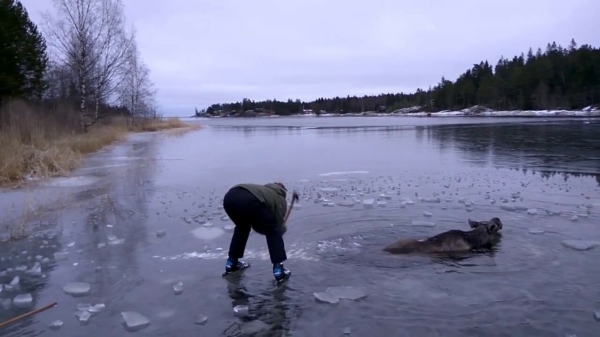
[202, 39, 600, 116]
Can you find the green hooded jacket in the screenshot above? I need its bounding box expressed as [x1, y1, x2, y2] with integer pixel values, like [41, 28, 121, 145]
[234, 183, 289, 234]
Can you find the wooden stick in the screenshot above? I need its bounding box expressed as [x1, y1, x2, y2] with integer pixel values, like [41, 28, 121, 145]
[0, 302, 57, 329]
[283, 192, 299, 223]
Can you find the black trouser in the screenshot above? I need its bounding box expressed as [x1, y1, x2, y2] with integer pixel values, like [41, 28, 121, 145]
[223, 186, 287, 265]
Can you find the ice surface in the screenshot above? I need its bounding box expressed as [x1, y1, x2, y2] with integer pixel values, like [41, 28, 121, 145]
[12, 293, 33, 309]
[49, 320, 63, 330]
[1, 299, 11, 310]
[121, 311, 150, 331]
[561, 240, 599, 251]
[343, 327, 352, 335]
[194, 315, 208, 325]
[233, 305, 249, 317]
[362, 199, 374, 209]
[190, 227, 225, 240]
[411, 220, 436, 227]
[500, 205, 516, 211]
[314, 292, 339, 304]
[63, 282, 91, 297]
[326, 286, 368, 301]
[173, 282, 184, 295]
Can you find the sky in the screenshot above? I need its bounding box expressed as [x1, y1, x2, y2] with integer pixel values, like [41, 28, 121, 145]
[20, 0, 600, 116]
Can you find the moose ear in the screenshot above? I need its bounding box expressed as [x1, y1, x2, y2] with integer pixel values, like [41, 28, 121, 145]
[468, 219, 481, 228]
[488, 223, 498, 233]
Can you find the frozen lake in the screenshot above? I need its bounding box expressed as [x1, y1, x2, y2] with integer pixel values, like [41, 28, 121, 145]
[0, 116, 599, 336]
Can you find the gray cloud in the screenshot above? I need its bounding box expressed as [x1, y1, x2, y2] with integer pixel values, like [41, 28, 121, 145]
[22, 0, 600, 116]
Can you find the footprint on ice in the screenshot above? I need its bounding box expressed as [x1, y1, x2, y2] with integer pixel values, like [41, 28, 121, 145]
[121, 311, 150, 332]
[63, 282, 91, 297]
[561, 240, 599, 251]
[190, 227, 225, 240]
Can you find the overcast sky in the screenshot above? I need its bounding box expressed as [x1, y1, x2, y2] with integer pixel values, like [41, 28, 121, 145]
[21, 0, 600, 116]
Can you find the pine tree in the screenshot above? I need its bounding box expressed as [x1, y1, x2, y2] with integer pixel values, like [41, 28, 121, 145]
[0, 0, 49, 104]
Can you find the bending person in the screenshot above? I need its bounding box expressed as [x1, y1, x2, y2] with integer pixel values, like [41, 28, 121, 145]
[221, 182, 298, 283]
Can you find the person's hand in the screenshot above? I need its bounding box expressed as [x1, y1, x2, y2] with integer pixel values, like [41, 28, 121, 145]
[292, 191, 299, 202]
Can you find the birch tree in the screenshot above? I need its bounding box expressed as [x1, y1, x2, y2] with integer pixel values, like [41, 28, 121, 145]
[118, 40, 156, 125]
[41, 0, 132, 132]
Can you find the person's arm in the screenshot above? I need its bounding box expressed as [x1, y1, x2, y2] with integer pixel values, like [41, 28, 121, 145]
[283, 192, 299, 223]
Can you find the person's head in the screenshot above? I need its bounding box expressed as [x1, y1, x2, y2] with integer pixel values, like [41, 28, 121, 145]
[274, 182, 287, 192]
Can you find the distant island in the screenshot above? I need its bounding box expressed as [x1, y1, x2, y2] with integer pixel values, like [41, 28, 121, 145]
[196, 39, 600, 118]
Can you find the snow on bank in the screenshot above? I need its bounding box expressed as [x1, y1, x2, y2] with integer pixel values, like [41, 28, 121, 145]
[403, 105, 600, 117]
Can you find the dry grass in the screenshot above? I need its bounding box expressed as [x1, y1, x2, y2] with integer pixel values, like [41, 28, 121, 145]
[0, 99, 198, 187]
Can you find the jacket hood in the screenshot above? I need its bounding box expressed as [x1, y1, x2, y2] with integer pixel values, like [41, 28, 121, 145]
[265, 183, 287, 198]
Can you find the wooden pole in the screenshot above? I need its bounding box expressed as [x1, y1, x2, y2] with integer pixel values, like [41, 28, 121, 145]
[0, 302, 58, 329]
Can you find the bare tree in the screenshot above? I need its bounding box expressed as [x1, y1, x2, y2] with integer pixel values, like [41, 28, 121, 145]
[41, 0, 132, 132]
[118, 40, 156, 125]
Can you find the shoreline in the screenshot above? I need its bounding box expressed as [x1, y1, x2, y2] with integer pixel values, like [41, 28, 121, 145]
[193, 109, 600, 119]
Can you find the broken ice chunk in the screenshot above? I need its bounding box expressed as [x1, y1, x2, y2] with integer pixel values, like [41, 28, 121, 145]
[223, 225, 234, 232]
[526, 208, 538, 215]
[63, 282, 91, 297]
[411, 220, 435, 227]
[420, 197, 441, 203]
[337, 200, 355, 207]
[343, 327, 352, 335]
[379, 193, 392, 200]
[67, 242, 75, 247]
[325, 286, 368, 301]
[121, 311, 150, 332]
[88, 303, 105, 313]
[13, 293, 33, 309]
[49, 320, 63, 330]
[26, 265, 42, 277]
[561, 240, 599, 251]
[156, 230, 166, 237]
[528, 230, 545, 235]
[54, 252, 69, 261]
[9, 275, 20, 286]
[108, 238, 125, 245]
[571, 215, 578, 221]
[173, 282, 184, 295]
[313, 292, 339, 304]
[75, 310, 92, 323]
[233, 305, 249, 317]
[377, 201, 387, 207]
[500, 205, 516, 211]
[362, 199, 375, 209]
[594, 310, 600, 321]
[194, 315, 208, 325]
[423, 211, 433, 217]
[241, 320, 270, 335]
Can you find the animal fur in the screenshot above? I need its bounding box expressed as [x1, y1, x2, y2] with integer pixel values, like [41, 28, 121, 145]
[383, 218, 503, 255]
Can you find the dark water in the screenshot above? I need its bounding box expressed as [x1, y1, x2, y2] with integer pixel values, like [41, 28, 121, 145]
[0, 116, 599, 336]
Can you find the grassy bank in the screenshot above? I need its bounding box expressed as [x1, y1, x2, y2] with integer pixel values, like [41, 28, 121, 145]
[0, 100, 198, 187]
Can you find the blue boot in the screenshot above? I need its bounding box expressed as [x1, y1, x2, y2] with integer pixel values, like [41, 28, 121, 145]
[273, 263, 291, 283]
[222, 258, 250, 276]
